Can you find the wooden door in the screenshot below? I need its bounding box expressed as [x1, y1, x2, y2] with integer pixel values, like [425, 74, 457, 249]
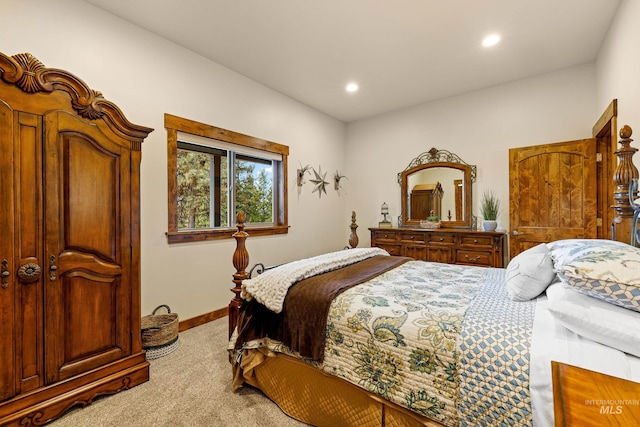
[43, 111, 132, 383]
[509, 138, 597, 258]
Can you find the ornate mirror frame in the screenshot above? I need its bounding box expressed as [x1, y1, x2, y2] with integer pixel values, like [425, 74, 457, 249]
[398, 147, 477, 228]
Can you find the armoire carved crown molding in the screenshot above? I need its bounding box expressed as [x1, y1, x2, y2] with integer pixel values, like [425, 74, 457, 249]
[0, 52, 152, 147]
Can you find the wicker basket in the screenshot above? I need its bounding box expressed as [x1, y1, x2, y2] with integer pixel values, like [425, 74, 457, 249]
[419, 220, 441, 229]
[141, 305, 179, 360]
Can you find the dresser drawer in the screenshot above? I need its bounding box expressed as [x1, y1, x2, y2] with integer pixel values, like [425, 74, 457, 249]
[372, 231, 398, 243]
[400, 232, 425, 243]
[456, 250, 492, 266]
[426, 233, 456, 245]
[459, 235, 494, 248]
[373, 243, 402, 256]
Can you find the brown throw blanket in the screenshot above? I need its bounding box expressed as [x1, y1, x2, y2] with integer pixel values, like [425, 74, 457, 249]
[234, 255, 412, 362]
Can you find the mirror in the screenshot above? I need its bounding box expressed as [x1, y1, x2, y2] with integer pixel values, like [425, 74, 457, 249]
[398, 148, 476, 228]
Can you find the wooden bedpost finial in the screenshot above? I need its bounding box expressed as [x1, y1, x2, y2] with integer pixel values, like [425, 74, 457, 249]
[348, 211, 359, 248]
[230, 211, 249, 338]
[236, 210, 246, 225]
[620, 125, 632, 140]
[612, 125, 639, 242]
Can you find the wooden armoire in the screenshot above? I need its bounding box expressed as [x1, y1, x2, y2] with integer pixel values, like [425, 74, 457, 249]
[0, 52, 153, 425]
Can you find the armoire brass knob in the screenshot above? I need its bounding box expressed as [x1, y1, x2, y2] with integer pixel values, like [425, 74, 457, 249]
[17, 262, 41, 282]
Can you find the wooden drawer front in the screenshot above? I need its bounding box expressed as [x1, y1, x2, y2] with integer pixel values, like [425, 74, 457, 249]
[400, 232, 425, 243]
[403, 245, 427, 261]
[373, 243, 402, 256]
[372, 231, 398, 243]
[427, 247, 453, 264]
[459, 235, 494, 248]
[426, 234, 456, 245]
[456, 250, 492, 267]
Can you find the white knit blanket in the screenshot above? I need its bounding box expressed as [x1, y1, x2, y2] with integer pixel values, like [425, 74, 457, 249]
[241, 247, 389, 313]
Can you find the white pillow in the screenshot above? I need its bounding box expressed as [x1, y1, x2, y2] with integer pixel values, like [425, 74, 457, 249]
[505, 243, 556, 301]
[546, 282, 640, 357]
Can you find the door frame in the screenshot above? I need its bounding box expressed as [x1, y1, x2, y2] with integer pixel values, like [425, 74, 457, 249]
[592, 99, 617, 239]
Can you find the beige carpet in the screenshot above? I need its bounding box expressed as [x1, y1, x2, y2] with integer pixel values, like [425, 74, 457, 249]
[52, 317, 307, 426]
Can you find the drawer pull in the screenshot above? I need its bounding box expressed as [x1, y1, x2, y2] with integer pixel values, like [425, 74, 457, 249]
[473, 239, 478, 243]
[410, 236, 414, 239]
[465, 255, 481, 262]
[439, 237, 444, 241]
[384, 234, 389, 238]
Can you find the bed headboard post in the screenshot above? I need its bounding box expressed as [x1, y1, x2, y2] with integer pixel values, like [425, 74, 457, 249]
[348, 211, 359, 248]
[230, 211, 249, 338]
[612, 125, 639, 242]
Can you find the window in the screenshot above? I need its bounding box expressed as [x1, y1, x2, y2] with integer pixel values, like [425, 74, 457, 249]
[165, 114, 289, 243]
[176, 140, 277, 228]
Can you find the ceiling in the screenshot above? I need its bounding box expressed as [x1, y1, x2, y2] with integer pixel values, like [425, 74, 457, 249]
[84, 0, 620, 123]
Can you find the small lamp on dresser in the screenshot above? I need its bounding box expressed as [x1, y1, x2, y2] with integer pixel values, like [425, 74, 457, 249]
[379, 202, 392, 228]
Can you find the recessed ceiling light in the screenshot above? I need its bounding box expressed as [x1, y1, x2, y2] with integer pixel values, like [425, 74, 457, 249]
[482, 34, 501, 47]
[346, 83, 359, 92]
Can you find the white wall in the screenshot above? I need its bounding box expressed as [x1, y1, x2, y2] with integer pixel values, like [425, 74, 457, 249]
[597, 0, 640, 139]
[2, 0, 636, 322]
[345, 64, 599, 243]
[0, 0, 348, 320]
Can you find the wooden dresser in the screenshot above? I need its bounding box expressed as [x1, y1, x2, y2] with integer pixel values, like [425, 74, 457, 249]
[0, 52, 153, 425]
[370, 227, 506, 268]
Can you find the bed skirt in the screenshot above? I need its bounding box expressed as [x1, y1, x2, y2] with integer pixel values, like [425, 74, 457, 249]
[235, 352, 446, 427]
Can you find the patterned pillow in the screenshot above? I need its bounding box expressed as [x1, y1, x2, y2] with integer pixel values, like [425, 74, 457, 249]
[505, 243, 556, 301]
[547, 239, 640, 312]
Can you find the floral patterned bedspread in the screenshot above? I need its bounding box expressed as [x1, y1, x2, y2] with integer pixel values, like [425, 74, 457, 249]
[231, 260, 535, 426]
[321, 260, 486, 426]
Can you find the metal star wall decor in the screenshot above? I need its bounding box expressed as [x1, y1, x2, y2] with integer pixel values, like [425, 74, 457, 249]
[310, 165, 329, 198]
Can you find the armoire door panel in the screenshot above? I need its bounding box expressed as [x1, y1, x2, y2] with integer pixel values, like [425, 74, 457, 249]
[14, 112, 45, 394]
[15, 112, 42, 258]
[63, 133, 119, 261]
[62, 276, 122, 363]
[0, 101, 16, 401]
[43, 111, 132, 384]
[17, 279, 41, 393]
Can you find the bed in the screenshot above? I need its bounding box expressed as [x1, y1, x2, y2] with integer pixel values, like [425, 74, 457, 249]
[227, 173, 640, 426]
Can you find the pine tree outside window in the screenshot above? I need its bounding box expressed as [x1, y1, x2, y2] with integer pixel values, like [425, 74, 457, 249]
[166, 114, 288, 243]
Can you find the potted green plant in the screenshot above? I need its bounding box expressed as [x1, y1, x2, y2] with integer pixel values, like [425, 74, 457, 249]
[420, 210, 441, 229]
[480, 190, 500, 231]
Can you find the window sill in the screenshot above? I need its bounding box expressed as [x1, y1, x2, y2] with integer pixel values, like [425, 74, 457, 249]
[166, 225, 289, 244]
